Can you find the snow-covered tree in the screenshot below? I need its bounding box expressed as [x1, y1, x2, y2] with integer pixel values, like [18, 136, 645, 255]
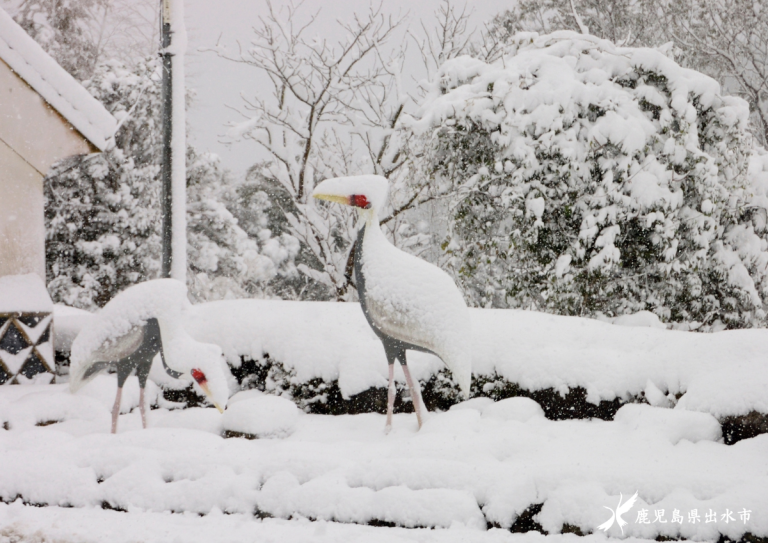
[226, 166, 322, 301]
[46, 57, 161, 308]
[216, 2, 443, 301]
[186, 149, 299, 302]
[489, 0, 665, 49]
[9, 0, 160, 81]
[491, 0, 768, 147]
[45, 58, 296, 309]
[658, 0, 768, 147]
[411, 32, 768, 330]
[13, 0, 108, 80]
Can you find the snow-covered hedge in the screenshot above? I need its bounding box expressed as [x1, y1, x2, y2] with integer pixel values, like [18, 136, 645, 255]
[411, 31, 768, 330]
[179, 299, 768, 425]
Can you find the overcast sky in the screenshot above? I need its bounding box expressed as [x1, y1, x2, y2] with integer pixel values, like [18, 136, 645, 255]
[183, 0, 514, 179]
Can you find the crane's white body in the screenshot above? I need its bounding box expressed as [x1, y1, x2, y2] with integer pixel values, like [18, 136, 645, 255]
[359, 210, 472, 396]
[69, 279, 229, 423]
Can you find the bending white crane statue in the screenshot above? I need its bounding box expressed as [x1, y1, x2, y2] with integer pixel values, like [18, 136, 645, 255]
[313, 175, 472, 431]
[69, 279, 228, 433]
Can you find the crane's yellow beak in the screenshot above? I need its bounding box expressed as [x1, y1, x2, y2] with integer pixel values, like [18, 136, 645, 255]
[197, 382, 225, 413]
[313, 193, 351, 205]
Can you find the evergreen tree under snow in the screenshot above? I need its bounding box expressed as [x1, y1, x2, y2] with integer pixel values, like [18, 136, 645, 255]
[45, 58, 297, 309]
[412, 32, 768, 330]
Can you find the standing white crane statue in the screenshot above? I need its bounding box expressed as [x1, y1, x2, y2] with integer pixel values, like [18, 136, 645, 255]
[313, 175, 472, 431]
[69, 279, 229, 433]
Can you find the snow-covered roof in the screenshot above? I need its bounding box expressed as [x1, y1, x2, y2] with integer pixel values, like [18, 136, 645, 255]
[0, 8, 116, 151]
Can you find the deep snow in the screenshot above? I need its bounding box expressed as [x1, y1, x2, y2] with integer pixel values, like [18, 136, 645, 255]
[18, 299, 766, 541]
[0, 503, 727, 543]
[0, 378, 766, 540]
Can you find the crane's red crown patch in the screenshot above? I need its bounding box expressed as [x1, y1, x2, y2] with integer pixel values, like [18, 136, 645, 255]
[351, 194, 370, 209]
[191, 369, 207, 385]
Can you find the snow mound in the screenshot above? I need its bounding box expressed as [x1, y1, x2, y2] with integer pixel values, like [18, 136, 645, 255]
[221, 391, 298, 438]
[53, 304, 95, 353]
[614, 404, 722, 444]
[1, 385, 107, 430]
[152, 407, 223, 435]
[450, 397, 495, 412]
[603, 311, 668, 330]
[257, 471, 485, 529]
[481, 397, 546, 422]
[0, 376, 162, 431]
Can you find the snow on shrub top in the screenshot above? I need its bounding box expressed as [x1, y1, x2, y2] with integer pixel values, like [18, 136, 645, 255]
[182, 299, 768, 418]
[412, 31, 768, 329]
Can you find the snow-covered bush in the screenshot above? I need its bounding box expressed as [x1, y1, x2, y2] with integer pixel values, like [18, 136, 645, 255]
[490, 0, 768, 147]
[227, 167, 328, 301]
[46, 58, 297, 309]
[412, 31, 768, 329]
[46, 58, 161, 309]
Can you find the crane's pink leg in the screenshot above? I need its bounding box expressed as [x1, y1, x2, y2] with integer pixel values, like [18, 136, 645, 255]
[139, 387, 147, 429]
[385, 363, 395, 434]
[111, 387, 123, 434]
[401, 364, 424, 429]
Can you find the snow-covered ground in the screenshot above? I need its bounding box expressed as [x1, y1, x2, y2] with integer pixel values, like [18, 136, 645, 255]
[4, 300, 764, 541]
[0, 377, 766, 541]
[0, 504, 710, 543]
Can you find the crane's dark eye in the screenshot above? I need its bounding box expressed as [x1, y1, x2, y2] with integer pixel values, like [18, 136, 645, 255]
[350, 194, 370, 208]
[191, 369, 207, 385]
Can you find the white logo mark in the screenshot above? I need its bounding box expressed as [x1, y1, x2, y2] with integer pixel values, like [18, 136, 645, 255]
[598, 491, 639, 535]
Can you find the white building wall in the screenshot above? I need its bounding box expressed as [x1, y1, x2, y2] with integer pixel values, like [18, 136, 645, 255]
[0, 59, 93, 281]
[0, 139, 44, 278]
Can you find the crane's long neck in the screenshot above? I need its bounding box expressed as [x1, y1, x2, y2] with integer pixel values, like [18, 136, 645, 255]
[354, 207, 382, 270]
[354, 207, 382, 328]
[151, 318, 182, 379]
[160, 344, 182, 379]
[360, 206, 379, 231]
[353, 210, 372, 299]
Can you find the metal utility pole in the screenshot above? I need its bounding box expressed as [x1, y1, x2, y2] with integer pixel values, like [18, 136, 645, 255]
[160, 0, 173, 278]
